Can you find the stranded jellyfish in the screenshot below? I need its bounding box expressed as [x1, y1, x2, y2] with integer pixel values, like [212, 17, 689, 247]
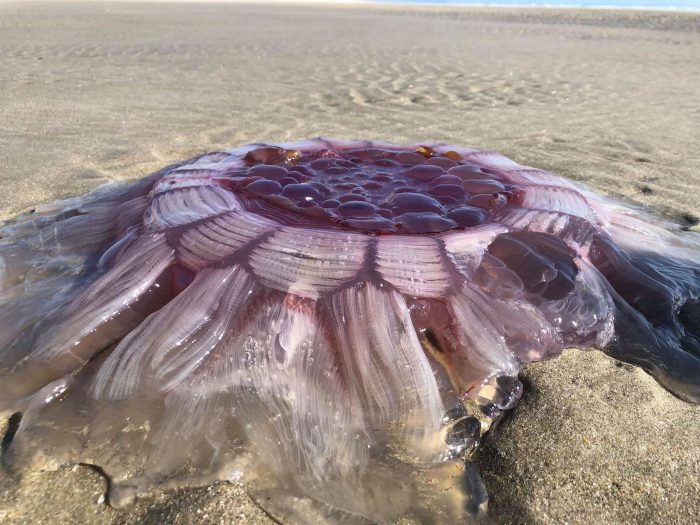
[1, 138, 698, 523]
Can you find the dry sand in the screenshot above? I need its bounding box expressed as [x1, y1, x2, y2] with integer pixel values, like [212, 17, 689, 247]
[1, 2, 699, 524]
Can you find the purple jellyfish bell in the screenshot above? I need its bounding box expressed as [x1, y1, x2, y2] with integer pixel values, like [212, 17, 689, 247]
[1, 138, 698, 522]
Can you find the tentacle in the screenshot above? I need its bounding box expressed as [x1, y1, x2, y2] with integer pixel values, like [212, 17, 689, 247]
[0, 173, 157, 243]
[92, 265, 256, 400]
[0, 177, 164, 409]
[325, 283, 444, 452]
[0, 233, 175, 408]
[537, 259, 615, 348]
[221, 294, 368, 512]
[442, 281, 557, 396]
[428, 235, 567, 397]
[588, 231, 700, 402]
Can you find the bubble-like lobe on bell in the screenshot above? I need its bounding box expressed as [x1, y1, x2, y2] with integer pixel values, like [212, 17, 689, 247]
[223, 139, 516, 234]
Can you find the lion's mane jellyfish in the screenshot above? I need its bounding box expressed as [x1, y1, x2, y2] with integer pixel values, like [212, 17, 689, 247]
[1, 139, 698, 522]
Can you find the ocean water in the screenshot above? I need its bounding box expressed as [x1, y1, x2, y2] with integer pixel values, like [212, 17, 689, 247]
[374, 0, 700, 9]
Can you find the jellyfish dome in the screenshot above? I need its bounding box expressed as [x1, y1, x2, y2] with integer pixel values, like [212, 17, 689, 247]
[1, 138, 698, 523]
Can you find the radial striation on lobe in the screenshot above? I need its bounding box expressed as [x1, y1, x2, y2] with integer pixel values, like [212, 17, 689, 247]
[0, 138, 698, 523]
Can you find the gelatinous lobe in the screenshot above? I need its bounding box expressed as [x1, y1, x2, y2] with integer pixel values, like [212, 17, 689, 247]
[1, 139, 698, 523]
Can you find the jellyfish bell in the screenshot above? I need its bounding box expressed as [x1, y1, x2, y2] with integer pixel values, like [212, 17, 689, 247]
[1, 138, 698, 523]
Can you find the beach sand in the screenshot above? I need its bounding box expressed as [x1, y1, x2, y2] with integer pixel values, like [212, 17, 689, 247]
[1, 2, 699, 523]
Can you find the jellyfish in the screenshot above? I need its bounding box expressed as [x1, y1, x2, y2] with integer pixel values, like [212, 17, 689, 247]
[0, 138, 698, 523]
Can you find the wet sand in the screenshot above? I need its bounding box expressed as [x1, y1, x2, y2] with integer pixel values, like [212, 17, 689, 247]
[1, 2, 699, 523]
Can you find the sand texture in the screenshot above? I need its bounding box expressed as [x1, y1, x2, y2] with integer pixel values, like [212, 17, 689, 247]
[1, 2, 699, 524]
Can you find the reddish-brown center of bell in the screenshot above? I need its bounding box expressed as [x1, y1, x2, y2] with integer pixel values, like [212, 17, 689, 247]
[227, 144, 511, 233]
